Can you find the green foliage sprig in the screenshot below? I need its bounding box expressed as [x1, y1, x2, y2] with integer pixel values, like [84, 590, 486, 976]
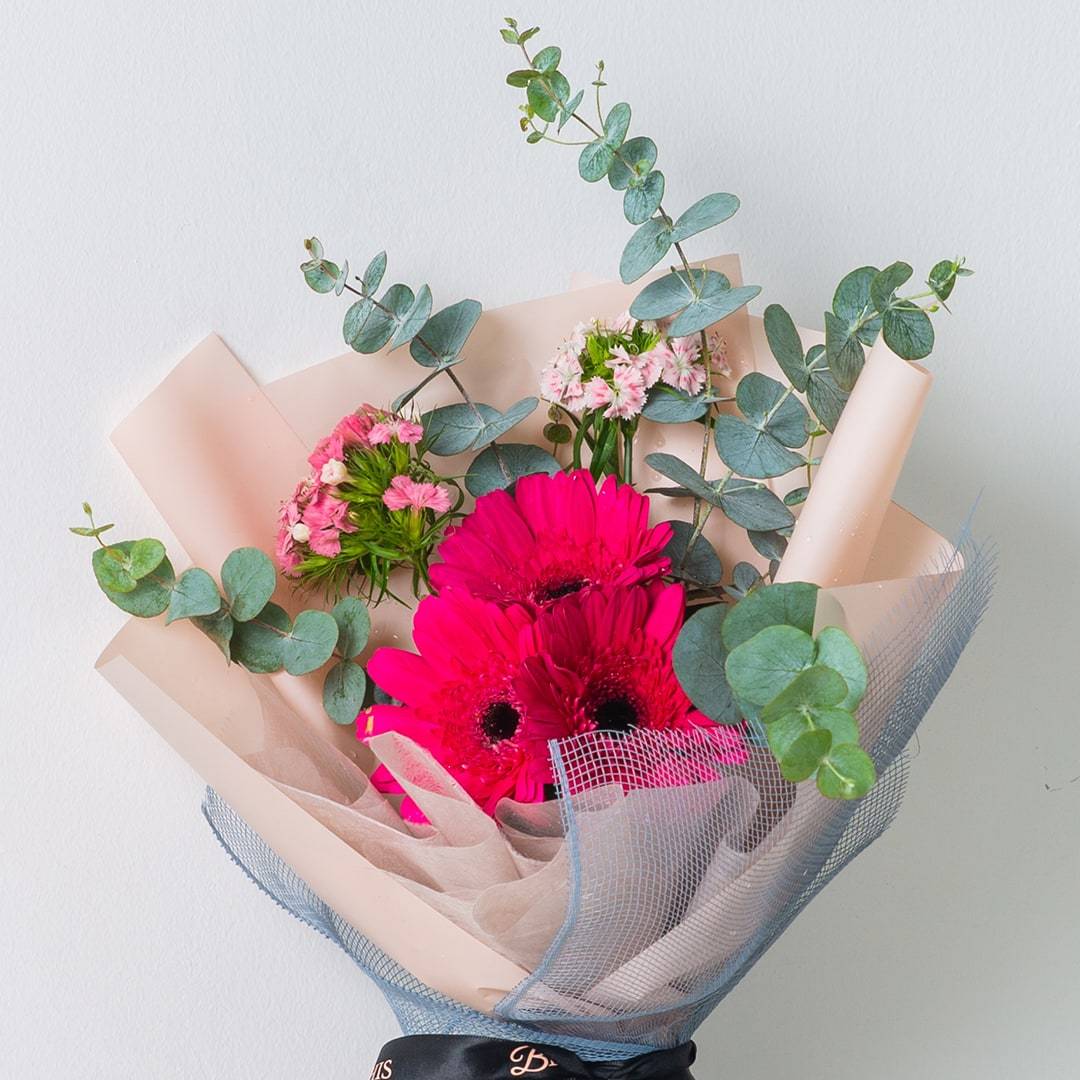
[301, 239, 558, 497]
[72, 504, 372, 726]
[673, 579, 875, 798]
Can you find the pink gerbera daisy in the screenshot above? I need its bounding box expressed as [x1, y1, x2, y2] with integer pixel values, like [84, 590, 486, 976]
[364, 582, 747, 818]
[429, 469, 672, 608]
[364, 591, 544, 815]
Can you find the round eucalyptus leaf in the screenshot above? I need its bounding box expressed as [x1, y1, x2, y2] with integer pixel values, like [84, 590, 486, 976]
[632, 269, 711, 320]
[817, 743, 876, 799]
[602, 101, 631, 147]
[642, 384, 709, 423]
[623, 169, 665, 225]
[814, 625, 868, 711]
[831, 266, 882, 345]
[93, 546, 136, 594]
[193, 608, 234, 661]
[302, 259, 339, 293]
[669, 192, 740, 244]
[221, 547, 277, 623]
[869, 261, 913, 313]
[928, 259, 960, 302]
[166, 567, 222, 625]
[765, 711, 812, 761]
[343, 297, 374, 350]
[346, 283, 415, 354]
[779, 728, 832, 782]
[748, 529, 789, 561]
[410, 299, 482, 368]
[422, 402, 500, 455]
[465, 443, 560, 497]
[824, 311, 866, 392]
[725, 624, 816, 707]
[663, 520, 723, 586]
[527, 71, 569, 122]
[813, 707, 860, 749]
[716, 477, 794, 532]
[532, 45, 561, 72]
[713, 415, 804, 479]
[763, 304, 809, 392]
[92, 543, 175, 616]
[323, 659, 368, 726]
[332, 597, 371, 659]
[389, 284, 433, 350]
[805, 355, 849, 432]
[663, 271, 760, 337]
[784, 486, 810, 507]
[474, 397, 540, 448]
[760, 664, 848, 724]
[231, 601, 290, 673]
[362, 251, 387, 294]
[735, 373, 809, 447]
[619, 218, 674, 284]
[672, 602, 741, 723]
[282, 609, 339, 676]
[543, 422, 572, 444]
[882, 302, 934, 360]
[128, 538, 166, 580]
[644, 452, 723, 506]
[608, 135, 657, 191]
[578, 139, 615, 182]
[722, 580, 819, 651]
[728, 561, 762, 599]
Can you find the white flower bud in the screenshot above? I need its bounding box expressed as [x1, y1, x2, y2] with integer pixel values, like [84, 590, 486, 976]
[290, 522, 311, 543]
[320, 458, 349, 485]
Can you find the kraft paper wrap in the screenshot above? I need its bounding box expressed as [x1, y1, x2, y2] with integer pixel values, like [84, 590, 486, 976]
[96, 256, 954, 1012]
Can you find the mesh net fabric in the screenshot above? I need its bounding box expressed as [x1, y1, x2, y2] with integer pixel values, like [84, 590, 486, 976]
[201, 535, 995, 1060]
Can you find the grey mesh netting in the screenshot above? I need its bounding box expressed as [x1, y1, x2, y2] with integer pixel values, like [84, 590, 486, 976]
[202, 535, 995, 1061]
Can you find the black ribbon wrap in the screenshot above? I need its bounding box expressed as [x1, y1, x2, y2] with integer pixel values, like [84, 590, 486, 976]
[370, 1036, 696, 1080]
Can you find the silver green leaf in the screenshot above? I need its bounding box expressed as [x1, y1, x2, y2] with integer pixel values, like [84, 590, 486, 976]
[763, 304, 809, 392]
[410, 299, 482, 368]
[92, 543, 175, 616]
[663, 520, 723, 586]
[231, 601, 290, 673]
[713, 373, 809, 479]
[388, 284, 433, 350]
[721, 581, 819, 650]
[716, 477, 795, 531]
[607, 135, 657, 191]
[602, 102, 631, 147]
[619, 218, 674, 284]
[882, 302, 934, 360]
[465, 443, 560, 497]
[221, 547, 276, 623]
[282, 610, 339, 676]
[817, 743, 876, 799]
[166, 567, 222, 625]
[672, 603, 741, 723]
[642, 384, 709, 423]
[331, 597, 371, 659]
[669, 193, 740, 244]
[725, 623, 817, 707]
[345, 283, 415, 354]
[623, 170, 665, 225]
[578, 139, 615, 182]
[362, 251, 387, 295]
[323, 659, 368, 725]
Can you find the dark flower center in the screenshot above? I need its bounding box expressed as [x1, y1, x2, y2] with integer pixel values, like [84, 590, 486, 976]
[480, 700, 521, 743]
[533, 577, 588, 604]
[593, 694, 640, 735]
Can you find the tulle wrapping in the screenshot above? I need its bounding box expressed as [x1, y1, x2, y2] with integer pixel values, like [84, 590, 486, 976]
[96, 258, 993, 1053]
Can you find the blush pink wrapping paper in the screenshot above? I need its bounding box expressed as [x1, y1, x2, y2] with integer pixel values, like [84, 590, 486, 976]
[95, 256, 957, 1011]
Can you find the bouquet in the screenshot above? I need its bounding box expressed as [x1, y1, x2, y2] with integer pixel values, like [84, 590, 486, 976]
[78, 18, 993, 1078]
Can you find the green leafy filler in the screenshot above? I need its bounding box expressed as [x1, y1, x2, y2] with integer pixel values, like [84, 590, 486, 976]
[72, 503, 371, 727]
[673, 579, 876, 800]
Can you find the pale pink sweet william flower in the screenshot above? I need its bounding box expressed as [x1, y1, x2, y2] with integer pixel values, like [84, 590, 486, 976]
[369, 418, 424, 446]
[308, 405, 381, 470]
[382, 475, 452, 514]
[610, 343, 666, 389]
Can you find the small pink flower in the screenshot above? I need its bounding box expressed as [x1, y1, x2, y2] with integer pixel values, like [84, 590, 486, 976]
[606, 366, 647, 419]
[320, 458, 349, 485]
[370, 418, 425, 445]
[382, 475, 452, 514]
[584, 376, 614, 411]
[308, 406, 380, 470]
[540, 361, 585, 411]
[611, 343, 666, 389]
[609, 309, 636, 334]
[308, 526, 342, 557]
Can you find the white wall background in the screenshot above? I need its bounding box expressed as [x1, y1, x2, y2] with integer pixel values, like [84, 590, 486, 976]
[3, 2, 1078, 1077]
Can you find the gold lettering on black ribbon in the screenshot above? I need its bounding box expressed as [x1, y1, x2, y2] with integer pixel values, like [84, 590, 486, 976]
[509, 1046, 557, 1076]
[369, 1058, 393, 1080]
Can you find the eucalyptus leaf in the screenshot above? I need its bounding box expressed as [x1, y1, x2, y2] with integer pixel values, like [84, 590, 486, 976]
[813, 707, 860, 749]
[221, 547, 276, 623]
[725, 624, 816, 707]
[815, 625, 867, 711]
[343, 297, 374, 348]
[282, 609, 339, 676]
[474, 397, 539, 447]
[332, 597, 371, 659]
[128, 538, 166, 580]
[832, 266, 882, 345]
[70, 523, 114, 538]
[623, 170, 665, 225]
[602, 102, 631, 147]
[672, 602, 741, 723]
[410, 299, 482, 368]
[231, 601, 290, 673]
[465, 443, 560, 497]
[726, 561, 762, 600]
[765, 711, 812, 762]
[345, 283, 415, 353]
[558, 89, 584, 132]
[578, 139, 615, 182]
[763, 304, 808, 392]
[805, 348, 849, 431]
[869, 261, 913, 312]
[784, 486, 810, 507]
[92, 543, 175, 616]
[663, 520, 723, 586]
[631, 268, 760, 337]
[760, 665, 848, 724]
[422, 402, 501, 455]
[619, 218, 674, 284]
[608, 135, 657, 191]
[193, 607, 234, 661]
[506, 68, 539, 88]
[93, 547, 136, 593]
[302, 259, 340, 293]
[362, 251, 387, 295]
[532, 45, 561, 73]
[644, 453, 723, 506]
[713, 416, 804, 478]
[389, 284, 433, 350]
[722, 580, 819, 650]
[527, 71, 569, 121]
[717, 477, 794, 531]
[642, 384, 709, 423]
[748, 529, 789, 561]
[669, 193, 740, 244]
[817, 743, 876, 799]
[323, 660, 368, 725]
[824, 310, 866, 392]
[882, 302, 934, 360]
[779, 729, 832, 782]
[166, 567, 222, 625]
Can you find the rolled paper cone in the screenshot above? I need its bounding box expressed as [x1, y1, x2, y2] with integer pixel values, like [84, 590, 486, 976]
[775, 338, 932, 588]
